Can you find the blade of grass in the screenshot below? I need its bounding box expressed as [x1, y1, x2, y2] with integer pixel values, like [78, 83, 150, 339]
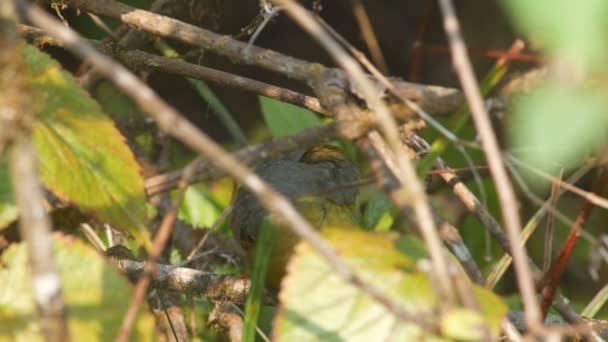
[154, 40, 248, 147]
[417, 43, 517, 177]
[485, 207, 543, 289]
[581, 283, 608, 318]
[242, 219, 273, 342]
[487, 162, 592, 289]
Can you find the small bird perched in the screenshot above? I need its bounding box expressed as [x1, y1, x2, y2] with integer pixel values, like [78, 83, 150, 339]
[231, 144, 360, 289]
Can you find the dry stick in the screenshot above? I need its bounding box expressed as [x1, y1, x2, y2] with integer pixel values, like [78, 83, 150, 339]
[116, 159, 200, 341]
[365, 132, 488, 337]
[543, 170, 563, 272]
[273, 0, 455, 304]
[539, 172, 608, 319]
[362, 134, 493, 339]
[409, 0, 435, 82]
[9, 137, 70, 342]
[437, 0, 541, 329]
[1, 3, 69, 340]
[108, 46, 326, 114]
[349, 0, 389, 73]
[364, 132, 484, 284]
[315, 15, 488, 211]
[19, 2, 435, 332]
[506, 162, 596, 245]
[55, 0, 464, 116]
[410, 135, 513, 262]
[108, 253, 265, 305]
[508, 155, 608, 210]
[421, 43, 544, 64]
[18, 24, 326, 114]
[413, 141, 598, 337]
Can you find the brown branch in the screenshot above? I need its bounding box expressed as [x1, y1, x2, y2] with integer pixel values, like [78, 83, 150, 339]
[539, 172, 608, 319]
[437, 0, 541, 329]
[208, 306, 243, 342]
[52, 0, 464, 116]
[18, 24, 327, 115]
[116, 158, 200, 341]
[9, 137, 70, 342]
[55, 0, 320, 81]
[349, 0, 389, 73]
[406, 135, 597, 334]
[2, 3, 69, 341]
[106, 246, 269, 305]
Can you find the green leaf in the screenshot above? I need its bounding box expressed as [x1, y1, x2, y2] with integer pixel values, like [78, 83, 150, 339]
[0, 156, 17, 230]
[259, 96, 322, 137]
[275, 227, 507, 341]
[361, 190, 394, 231]
[0, 234, 155, 340]
[509, 84, 608, 187]
[178, 185, 221, 229]
[502, 0, 608, 68]
[22, 45, 151, 248]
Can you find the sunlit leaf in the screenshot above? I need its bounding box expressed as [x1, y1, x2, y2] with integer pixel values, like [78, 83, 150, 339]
[509, 84, 608, 187]
[0, 234, 155, 340]
[0, 156, 17, 230]
[259, 96, 322, 137]
[361, 190, 394, 231]
[22, 45, 151, 247]
[502, 0, 608, 68]
[275, 227, 507, 341]
[178, 184, 221, 229]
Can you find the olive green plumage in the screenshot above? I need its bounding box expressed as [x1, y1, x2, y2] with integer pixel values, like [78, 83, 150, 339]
[231, 144, 360, 288]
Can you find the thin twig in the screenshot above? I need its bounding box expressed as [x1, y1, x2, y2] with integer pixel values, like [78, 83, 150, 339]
[184, 203, 233, 263]
[544, 170, 563, 272]
[19, 1, 435, 331]
[539, 172, 608, 319]
[116, 158, 201, 341]
[582, 283, 608, 318]
[437, 0, 541, 328]
[51, 0, 466, 116]
[18, 24, 328, 115]
[349, 0, 389, 73]
[2, 3, 69, 339]
[508, 155, 608, 210]
[316, 14, 489, 213]
[107, 252, 268, 304]
[9, 137, 70, 342]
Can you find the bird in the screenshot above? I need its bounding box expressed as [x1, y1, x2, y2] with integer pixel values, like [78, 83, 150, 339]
[230, 144, 360, 289]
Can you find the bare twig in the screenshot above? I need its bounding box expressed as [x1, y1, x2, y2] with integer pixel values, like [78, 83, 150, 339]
[315, 14, 488, 215]
[543, 170, 563, 272]
[116, 158, 200, 341]
[19, 1, 435, 331]
[437, 0, 541, 328]
[51, 0, 465, 116]
[2, 2, 69, 340]
[209, 306, 243, 342]
[9, 137, 70, 342]
[18, 24, 328, 115]
[508, 155, 608, 210]
[539, 172, 608, 319]
[349, 0, 389, 73]
[107, 249, 268, 304]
